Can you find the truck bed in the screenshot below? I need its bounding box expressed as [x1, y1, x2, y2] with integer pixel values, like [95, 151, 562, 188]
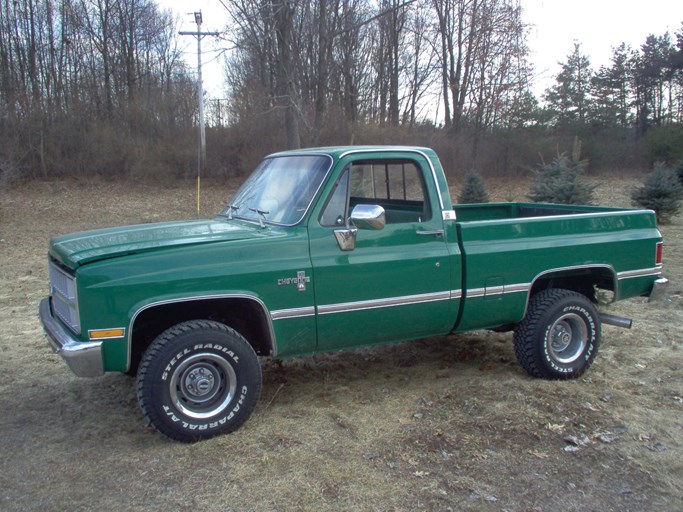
[451, 202, 661, 332]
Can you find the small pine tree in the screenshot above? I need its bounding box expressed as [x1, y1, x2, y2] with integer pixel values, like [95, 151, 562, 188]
[458, 170, 489, 204]
[631, 163, 683, 224]
[528, 154, 595, 205]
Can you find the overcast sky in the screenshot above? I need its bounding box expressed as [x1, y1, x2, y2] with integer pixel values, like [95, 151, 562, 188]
[159, 0, 683, 98]
[525, 0, 683, 94]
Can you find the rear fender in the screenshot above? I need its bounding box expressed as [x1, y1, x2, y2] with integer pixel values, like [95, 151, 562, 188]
[526, 264, 617, 314]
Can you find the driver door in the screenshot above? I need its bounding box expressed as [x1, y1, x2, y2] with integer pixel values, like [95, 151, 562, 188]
[308, 154, 458, 351]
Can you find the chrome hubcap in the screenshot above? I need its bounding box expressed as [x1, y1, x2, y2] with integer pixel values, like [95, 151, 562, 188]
[169, 353, 237, 419]
[548, 313, 588, 364]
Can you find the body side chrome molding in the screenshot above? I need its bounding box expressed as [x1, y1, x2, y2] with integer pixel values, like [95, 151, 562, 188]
[317, 290, 454, 316]
[504, 283, 532, 294]
[467, 282, 531, 299]
[467, 288, 487, 299]
[125, 264, 660, 369]
[276, 289, 464, 319]
[617, 266, 662, 280]
[271, 306, 316, 320]
[463, 265, 616, 314]
[463, 263, 659, 317]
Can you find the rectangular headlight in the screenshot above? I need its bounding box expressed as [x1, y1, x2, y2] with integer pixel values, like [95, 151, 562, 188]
[49, 259, 80, 335]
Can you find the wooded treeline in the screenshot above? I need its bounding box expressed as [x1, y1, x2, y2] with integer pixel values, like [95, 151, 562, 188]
[542, 36, 683, 168]
[222, 0, 534, 174]
[1, 0, 682, 184]
[0, 0, 196, 182]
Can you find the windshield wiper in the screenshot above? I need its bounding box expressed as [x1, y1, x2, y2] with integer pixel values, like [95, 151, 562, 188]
[249, 208, 270, 228]
[226, 204, 239, 220]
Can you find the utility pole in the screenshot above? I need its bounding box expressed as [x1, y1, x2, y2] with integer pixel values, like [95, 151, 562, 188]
[180, 11, 219, 216]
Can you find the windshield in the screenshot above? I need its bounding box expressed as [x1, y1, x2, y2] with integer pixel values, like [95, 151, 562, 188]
[221, 154, 332, 226]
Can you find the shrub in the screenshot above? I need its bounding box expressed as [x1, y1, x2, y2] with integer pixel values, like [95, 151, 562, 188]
[528, 154, 595, 205]
[643, 125, 683, 165]
[458, 170, 489, 204]
[631, 163, 683, 224]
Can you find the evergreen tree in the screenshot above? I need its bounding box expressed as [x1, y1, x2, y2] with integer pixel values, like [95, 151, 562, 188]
[458, 170, 489, 204]
[544, 43, 594, 127]
[591, 44, 634, 127]
[631, 163, 683, 223]
[633, 34, 677, 132]
[528, 154, 595, 205]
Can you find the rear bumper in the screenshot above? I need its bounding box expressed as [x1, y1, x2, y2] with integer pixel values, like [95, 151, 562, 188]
[39, 298, 104, 377]
[649, 277, 669, 302]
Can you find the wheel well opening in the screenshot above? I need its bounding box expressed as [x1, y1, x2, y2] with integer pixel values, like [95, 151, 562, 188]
[129, 298, 274, 373]
[530, 268, 616, 304]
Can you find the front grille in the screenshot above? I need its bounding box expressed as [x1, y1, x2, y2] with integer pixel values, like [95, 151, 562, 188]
[49, 259, 80, 335]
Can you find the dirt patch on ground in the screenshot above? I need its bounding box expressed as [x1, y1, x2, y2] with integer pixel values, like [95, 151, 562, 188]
[0, 176, 681, 511]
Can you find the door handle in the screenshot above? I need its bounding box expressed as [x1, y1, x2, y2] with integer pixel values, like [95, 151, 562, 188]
[416, 229, 444, 237]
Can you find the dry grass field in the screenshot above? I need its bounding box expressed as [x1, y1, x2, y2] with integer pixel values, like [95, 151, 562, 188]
[0, 174, 681, 511]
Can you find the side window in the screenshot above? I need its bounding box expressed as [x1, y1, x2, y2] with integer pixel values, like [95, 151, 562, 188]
[320, 168, 350, 227]
[350, 160, 431, 223]
[320, 159, 431, 226]
[350, 161, 426, 204]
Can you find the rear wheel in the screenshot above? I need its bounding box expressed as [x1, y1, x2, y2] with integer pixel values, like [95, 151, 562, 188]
[514, 289, 601, 379]
[136, 320, 262, 442]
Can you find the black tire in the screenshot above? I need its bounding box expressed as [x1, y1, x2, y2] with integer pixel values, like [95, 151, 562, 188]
[136, 320, 262, 442]
[514, 289, 601, 380]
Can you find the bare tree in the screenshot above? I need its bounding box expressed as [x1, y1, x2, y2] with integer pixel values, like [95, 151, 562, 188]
[0, 0, 196, 180]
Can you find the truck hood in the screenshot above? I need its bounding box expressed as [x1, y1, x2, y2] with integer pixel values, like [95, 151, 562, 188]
[50, 219, 266, 268]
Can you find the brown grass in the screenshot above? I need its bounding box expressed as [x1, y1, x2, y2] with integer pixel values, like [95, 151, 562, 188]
[0, 175, 681, 511]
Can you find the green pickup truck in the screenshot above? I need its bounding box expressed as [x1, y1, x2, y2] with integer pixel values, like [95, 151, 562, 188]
[40, 146, 667, 442]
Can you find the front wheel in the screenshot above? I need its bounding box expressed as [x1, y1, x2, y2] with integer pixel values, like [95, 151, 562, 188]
[514, 289, 601, 380]
[136, 320, 262, 442]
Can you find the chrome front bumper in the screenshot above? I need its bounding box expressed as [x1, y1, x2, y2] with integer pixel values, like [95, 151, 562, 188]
[40, 298, 104, 377]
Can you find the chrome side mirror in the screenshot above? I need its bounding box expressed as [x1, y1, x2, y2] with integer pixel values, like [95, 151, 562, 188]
[350, 204, 385, 231]
[333, 205, 385, 252]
